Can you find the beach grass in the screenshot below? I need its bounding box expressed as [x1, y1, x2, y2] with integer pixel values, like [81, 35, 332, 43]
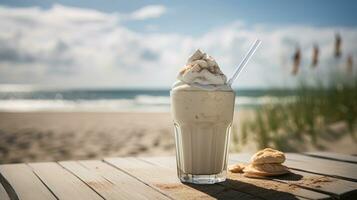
[238, 73, 357, 151]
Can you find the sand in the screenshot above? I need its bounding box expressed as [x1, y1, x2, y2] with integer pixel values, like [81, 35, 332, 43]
[0, 112, 176, 163]
[0, 111, 356, 164]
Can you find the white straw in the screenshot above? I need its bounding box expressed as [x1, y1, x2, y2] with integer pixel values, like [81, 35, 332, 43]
[227, 39, 261, 86]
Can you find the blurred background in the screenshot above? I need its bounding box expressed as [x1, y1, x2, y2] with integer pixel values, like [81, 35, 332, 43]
[0, 0, 356, 163]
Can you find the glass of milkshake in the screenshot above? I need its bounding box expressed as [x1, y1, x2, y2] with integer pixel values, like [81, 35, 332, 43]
[171, 50, 235, 184]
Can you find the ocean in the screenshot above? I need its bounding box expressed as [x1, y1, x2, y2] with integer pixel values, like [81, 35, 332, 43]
[0, 88, 297, 112]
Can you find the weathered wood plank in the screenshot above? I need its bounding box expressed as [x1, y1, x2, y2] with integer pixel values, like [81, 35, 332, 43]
[287, 153, 357, 181]
[231, 153, 357, 199]
[29, 162, 103, 200]
[280, 170, 357, 199]
[0, 164, 56, 200]
[71, 160, 170, 200]
[225, 172, 326, 200]
[0, 181, 10, 200]
[60, 161, 125, 200]
[230, 153, 357, 181]
[141, 156, 177, 168]
[305, 152, 357, 164]
[105, 157, 261, 200]
[142, 156, 329, 200]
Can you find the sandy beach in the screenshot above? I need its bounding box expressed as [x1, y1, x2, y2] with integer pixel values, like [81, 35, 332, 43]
[0, 111, 356, 164]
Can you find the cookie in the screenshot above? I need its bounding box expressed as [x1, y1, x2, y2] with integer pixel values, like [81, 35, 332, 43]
[228, 163, 245, 173]
[243, 163, 290, 177]
[251, 148, 285, 164]
[243, 172, 266, 178]
[252, 163, 289, 175]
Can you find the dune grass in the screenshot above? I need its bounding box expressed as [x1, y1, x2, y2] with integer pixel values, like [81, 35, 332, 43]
[238, 74, 357, 151]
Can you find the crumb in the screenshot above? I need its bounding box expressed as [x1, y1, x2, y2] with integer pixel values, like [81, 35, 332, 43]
[299, 176, 333, 188]
[155, 183, 184, 190]
[229, 163, 245, 173]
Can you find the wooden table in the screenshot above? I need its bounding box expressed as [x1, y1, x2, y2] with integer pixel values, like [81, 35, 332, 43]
[1, 153, 356, 200]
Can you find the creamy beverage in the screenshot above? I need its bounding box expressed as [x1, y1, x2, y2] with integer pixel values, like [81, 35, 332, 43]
[171, 49, 235, 184]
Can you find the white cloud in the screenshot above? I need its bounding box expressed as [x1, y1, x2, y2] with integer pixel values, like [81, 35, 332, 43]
[128, 5, 166, 20]
[0, 5, 356, 89]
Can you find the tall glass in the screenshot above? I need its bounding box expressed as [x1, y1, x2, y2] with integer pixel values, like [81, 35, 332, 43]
[170, 89, 235, 184]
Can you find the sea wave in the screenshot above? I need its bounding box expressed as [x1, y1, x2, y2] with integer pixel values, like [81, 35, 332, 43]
[0, 99, 170, 112]
[0, 95, 295, 112]
[134, 95, 170, 105]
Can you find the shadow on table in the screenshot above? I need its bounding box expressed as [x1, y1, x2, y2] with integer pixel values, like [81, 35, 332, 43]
[274, 172, 303, 181]
[184, 173, 303, 200]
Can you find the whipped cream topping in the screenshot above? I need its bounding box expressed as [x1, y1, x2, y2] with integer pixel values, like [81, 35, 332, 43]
[173, 49, 231, 91]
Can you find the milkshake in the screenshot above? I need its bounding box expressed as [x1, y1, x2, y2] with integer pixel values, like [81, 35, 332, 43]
[171, 49, 235, 184]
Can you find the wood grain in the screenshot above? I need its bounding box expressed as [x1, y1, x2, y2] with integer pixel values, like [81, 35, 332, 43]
[230, 153, 357, 199]
[29, 162, 103, 200]
[305, 152, 357, 164]
[229, 153, 357, 181]
[1, 153, 356, 200]
[105, 157, 260, 200]
[142, 156, 329, 200]
[286, 153, 357, 181]
[0, 164, 56, 200]
[76, 160, 171, 200]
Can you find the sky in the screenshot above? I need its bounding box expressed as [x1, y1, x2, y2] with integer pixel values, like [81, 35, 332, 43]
[0, 0, 356, 89]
